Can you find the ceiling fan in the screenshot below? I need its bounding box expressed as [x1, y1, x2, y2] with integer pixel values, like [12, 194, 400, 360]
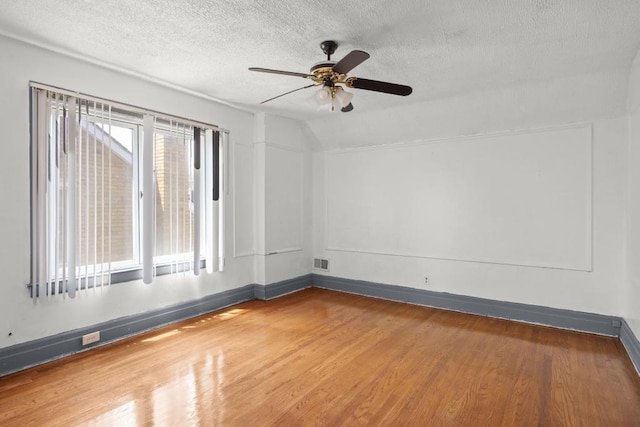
[249, 40, 412, 112]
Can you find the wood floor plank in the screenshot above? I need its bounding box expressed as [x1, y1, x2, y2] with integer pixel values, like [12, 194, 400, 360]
[1, 288, 639, 426]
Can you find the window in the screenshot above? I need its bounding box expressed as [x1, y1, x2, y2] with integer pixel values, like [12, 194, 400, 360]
[153, 125, 194, 259]
[29, 84, 227, 298]
[78, 119, 136, 268]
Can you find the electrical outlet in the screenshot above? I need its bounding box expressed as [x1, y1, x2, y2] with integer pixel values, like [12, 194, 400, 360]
[424, 276, 430, 286]
[82, 331, 100, 346]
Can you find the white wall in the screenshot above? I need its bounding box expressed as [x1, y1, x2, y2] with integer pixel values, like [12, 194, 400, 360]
[253, 113, 313, 284]
[312, 70, 628, 316]
[0, 35, 259, 348]
[326, 124, 592, 271]
[626, 48, 640, 337]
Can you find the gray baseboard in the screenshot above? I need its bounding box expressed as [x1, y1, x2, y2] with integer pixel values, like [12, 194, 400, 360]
[254, 274, 312, 300]
[620, 319, 640, 376]
[0, 284, 255, 377]
[1, 275, 313, 378]
[311, 274, 622, 337]
[3, 273, 636, 379]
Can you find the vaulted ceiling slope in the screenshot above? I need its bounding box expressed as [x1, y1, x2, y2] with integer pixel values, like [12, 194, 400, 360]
[0, 0, 639, 122]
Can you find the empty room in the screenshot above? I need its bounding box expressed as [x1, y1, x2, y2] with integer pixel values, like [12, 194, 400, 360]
[1, 0, 640, 425]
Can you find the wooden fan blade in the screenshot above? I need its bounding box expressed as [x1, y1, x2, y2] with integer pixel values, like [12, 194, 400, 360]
[260, 84, 317, 104]
[249, 67, 312, 79]
[332, 50, 370, 74]
[349, 78, 412, 96]
[341, 103, 354, 112]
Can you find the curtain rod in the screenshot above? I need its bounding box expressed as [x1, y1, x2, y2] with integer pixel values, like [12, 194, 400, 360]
[30, 81, 230, 134]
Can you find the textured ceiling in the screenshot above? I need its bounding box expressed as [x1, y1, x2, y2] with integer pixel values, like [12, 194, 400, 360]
[1, 0, 639, 120]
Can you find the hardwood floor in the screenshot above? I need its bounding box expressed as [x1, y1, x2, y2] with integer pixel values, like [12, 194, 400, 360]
[1, 288, 639, 426]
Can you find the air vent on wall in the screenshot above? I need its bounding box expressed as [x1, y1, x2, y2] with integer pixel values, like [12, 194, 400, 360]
[313, 258, 329, 271]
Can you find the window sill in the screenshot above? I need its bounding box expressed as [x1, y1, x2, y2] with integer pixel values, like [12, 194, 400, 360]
[27, 259, 207, 297]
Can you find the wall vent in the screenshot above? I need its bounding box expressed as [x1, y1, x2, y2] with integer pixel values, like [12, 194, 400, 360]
[313, 258, 329, 271]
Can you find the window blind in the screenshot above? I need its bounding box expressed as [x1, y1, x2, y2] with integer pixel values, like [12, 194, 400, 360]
[29, 84, 227, 298]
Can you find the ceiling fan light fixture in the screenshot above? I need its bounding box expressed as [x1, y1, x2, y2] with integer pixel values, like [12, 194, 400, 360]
[333, 86, 353, 108]
[312, 86, 332, 105]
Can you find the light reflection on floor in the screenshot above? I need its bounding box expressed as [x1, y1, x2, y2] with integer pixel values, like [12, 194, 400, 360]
[79, 313, 233, 424]
[141, 329, 180, 343]
[85, 400, 137, 426]
[144, 348, 227, 425]
[214, 308, 247, 320]
[152, 370, 197, 425]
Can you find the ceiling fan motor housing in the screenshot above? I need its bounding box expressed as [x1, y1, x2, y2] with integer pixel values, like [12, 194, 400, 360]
[310, 61, 336, 72]
[310, 62, 348, 88]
